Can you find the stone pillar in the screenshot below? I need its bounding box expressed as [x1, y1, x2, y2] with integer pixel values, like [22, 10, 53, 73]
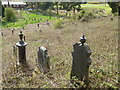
[71, 35, 92, 84]
[38, 46, 50, 73]
[16, 31, 27, 64]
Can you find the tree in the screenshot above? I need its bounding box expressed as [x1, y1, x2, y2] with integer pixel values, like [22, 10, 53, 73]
[38, 2, 53, 11]
[60, 2, 82, 14]
[108, 2, 118, 14]
[4, 8, 16, 21]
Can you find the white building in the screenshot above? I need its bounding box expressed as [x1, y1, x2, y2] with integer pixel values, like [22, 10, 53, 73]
[2, 1, 26, 8]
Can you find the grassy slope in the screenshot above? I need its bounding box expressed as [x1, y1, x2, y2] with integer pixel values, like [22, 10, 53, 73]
[2, 16, 118, 88]
[2, 11, 56, 28]
[1, 5, 118, 88]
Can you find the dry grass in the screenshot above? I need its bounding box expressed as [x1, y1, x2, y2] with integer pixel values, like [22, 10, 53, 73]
[1, 16, 118, 88]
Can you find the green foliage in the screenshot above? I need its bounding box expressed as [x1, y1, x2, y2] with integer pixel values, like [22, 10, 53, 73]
[72, 10, 95, 21]
[38, 2, 53, 10]
[4, 8, 16, 22]
[2, 11, 56, 28]
[108, 2, 118, 14]
[54, 19, 63, 29]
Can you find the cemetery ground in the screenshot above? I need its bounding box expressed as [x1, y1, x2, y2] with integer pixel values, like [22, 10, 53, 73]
[1, 5, 118, 88]
[1, 16, 118, 88]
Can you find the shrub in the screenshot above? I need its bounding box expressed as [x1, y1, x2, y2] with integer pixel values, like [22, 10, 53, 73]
[4, 8, 16, 22]
[54, 19, 63, 29]
[80, 11, 96, 22]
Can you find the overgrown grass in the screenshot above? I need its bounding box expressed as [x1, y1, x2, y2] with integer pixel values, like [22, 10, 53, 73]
[2, 16, 118, 88]
[2, 11, 56, 28]
[81, 4, 112, 14]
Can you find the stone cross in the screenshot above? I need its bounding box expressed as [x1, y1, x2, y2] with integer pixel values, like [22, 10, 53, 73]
[38, 46, 50, 73]
[16, 31, 27, 64]
[71, 35, 92, 85]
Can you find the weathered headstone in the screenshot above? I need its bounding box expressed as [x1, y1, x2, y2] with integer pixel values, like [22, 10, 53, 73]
[46, 20, 49, 25]
[40, 29, 42, 32]
[1, 32, 3, 36]
[38, 46, 50, 73]
[16, 31, 27, 64]
[13, 45, 17, 57]
[40, 18, 42, 21]
[71, 35, 92, 85]
[111, 17, 113, 20]
[37, 24, 39, 28]
[12, 30, 14, 35]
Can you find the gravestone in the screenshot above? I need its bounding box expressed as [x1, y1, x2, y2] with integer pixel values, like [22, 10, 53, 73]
[1, 32, 3, 36]
[38, 46, 50, 73]
[13, 45, 17, 57]
[12, 30, 14, 35]
[16, 31, 27, 64]
[46, 20, 49, 25]
[40, 29, 42, 32]
[71, 35, 92, 85]
[37, 24, 39, 28]
[40, 18, 42, 21]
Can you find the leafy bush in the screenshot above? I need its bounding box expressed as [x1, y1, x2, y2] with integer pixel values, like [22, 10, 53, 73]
[54, 19, 64, 29]
[80, 11, 96, 22]
[72, 10, 95, 22]
[4, 8, 16, 22]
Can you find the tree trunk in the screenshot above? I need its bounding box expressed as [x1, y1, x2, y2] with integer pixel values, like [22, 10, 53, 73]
[73, 7, 75, 15]
[56, 2, 59, 15]
[8, 2, 10, 7]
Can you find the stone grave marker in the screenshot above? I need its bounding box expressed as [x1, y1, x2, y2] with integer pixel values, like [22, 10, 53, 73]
[13, 45, 17, 57]
[16, 31, 27, 64]
[34, 18, 36, 21]
[40, 18, 42, 21]
[40, 29, 42, 32]
[12, 29, 14, 35]
[46, 20, 49, 25]
[1, 32, 3, 36]
[37, 24, 39, 28]
[71, 35, 92, 85]
[38, 46, 50, 73]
